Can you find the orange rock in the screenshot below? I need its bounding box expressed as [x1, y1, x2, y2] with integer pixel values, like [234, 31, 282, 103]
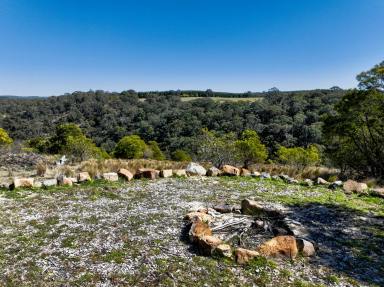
[184, 212, 212, 223]
[258, 235, 298, 259]
[240, 168, 251, 176]
[214, 244, 232, 258]
[135, 168, 159, 180]
[189, 218, 212, 242]
[62, 177, 73, 186]
[12, 178, 34, 189]
[77, 172, 91, 182]
[118, 168, 134, 181]
[235, 248, 260, 264]
[222, 165, 240, 176]
[196, 235, 223, 255]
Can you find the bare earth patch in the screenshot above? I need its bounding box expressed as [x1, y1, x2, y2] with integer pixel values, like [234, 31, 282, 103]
[0, 177, 383, 286]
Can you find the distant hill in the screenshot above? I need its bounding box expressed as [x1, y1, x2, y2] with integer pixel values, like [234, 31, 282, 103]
[0, 88, 345, 154]
[0, 95, 43, 100]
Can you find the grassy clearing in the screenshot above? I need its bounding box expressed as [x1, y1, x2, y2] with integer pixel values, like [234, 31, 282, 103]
[0, 177, 382, 286]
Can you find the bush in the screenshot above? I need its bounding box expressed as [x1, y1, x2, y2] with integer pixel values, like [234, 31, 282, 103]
[0, 128, 13, 146]
[235, 130, 268, 167]
[147, 141, 165, 160]
[64, 135, 109, 162]
[276, 145, 320, 169]
[172, 149, 192, 162]
[197, 129, 238, 167]
[27, 137, 50, 153]
[114, 135, 147, 159]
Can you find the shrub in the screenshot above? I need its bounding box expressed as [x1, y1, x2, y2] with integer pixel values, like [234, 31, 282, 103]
[35, 161, 47, 177]
[235, 129, 268, 167]
[49, 123, 84, 154]
[172, 149, 192, 162]
[114, 135, 147, 159]
[147, 141, 165, 160]
[64, 135, 109, 162]
[27, 136, 50, 153]
[197, 129, 238, 167]
[0, 128, 13, 146]
[276, 144, 320, 169]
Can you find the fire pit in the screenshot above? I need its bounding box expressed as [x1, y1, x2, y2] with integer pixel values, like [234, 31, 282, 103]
[184, 199, 315, 264]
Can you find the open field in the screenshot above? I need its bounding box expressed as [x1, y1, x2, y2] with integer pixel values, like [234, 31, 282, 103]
[0, 177, 383, 286]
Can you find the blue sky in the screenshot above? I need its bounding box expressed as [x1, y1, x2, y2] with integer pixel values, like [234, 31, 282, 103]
[0, 0, 383, 97]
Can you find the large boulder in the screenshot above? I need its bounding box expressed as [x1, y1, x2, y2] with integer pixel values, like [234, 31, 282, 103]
[11, 178, 34, 189]
[42, 178, 58, 187]
[241, 199, 284, 218]
[251, 171, 261, 177]
[188, 218, 212, 242]
[135, 168, 159, 180]
[372, 187, 384, 198]
[343, 180, 368, 194]
[196, 235, 223, 256]
[328, 180, 343, 190]
[316, 177, 329, 185]
[186, 162, 206, 176]
[77, 172, 91, 182]
[102, 172, 119, 182]
[160, 169, 173, 178]
[206, 166, 222, 177]
[235, 248, 260, 264]
[296, 238, 315, 257]
[118, 168, 133, 181]
[240, 168, 251, 176]
[222, 165, 240, 176]
[173, 169, 187, 177]
[258, 235, 298, 259]
[213, 243, 232, 258]
[57, 175, 73, 186]
[260, 172, 271, 179]
[184, 212, 213, 224]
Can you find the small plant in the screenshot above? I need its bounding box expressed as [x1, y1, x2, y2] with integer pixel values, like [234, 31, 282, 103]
[35, 161, 47, 177]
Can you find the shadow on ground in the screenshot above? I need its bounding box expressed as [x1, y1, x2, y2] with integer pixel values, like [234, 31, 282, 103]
[287, 202, 384, 286]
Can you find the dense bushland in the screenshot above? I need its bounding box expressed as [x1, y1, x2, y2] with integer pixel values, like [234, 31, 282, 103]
[0, 88, 343, 156]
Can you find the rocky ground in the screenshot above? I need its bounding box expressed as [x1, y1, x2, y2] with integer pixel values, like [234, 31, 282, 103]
[0, 177, 383, 287]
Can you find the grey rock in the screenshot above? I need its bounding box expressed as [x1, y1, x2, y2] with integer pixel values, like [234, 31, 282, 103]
[186, 162, 207, 176]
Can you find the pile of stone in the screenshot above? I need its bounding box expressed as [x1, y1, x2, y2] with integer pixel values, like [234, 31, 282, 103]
[184, 198, 315, 264]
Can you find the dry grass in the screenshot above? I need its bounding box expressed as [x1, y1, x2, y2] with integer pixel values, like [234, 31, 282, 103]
[35, 161, 47, 177]
[79, 159, 187, 177]
[250, 163, 339, 180]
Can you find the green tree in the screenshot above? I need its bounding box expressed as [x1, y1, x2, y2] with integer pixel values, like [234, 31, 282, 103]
[64, 135, 109, 162]
[323, 89, 384, 178]
[49, 123, 84, 154]
[171, 149, 192, 162]
[235, 129, 268, 167]
[198, 129, 238, 167]
[276, 145, 320, 169]
[27, 136, 50, 153]
[114, 135, 147, 159]
[147, 140, 165, 160]
[356, 61, 384, 91]
[0, 128, 13, 146]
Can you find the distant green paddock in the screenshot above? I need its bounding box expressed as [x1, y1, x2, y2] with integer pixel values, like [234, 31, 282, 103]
[180, 97, 262, 102]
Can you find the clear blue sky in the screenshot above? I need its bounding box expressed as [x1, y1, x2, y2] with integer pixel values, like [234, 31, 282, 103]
[0, 0, 383, 97]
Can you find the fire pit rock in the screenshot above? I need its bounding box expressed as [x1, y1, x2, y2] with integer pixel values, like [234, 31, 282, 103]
[183, 198, 315, 264]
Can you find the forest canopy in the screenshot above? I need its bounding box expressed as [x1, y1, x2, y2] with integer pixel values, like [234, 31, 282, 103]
[0, 88, 343, 157]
